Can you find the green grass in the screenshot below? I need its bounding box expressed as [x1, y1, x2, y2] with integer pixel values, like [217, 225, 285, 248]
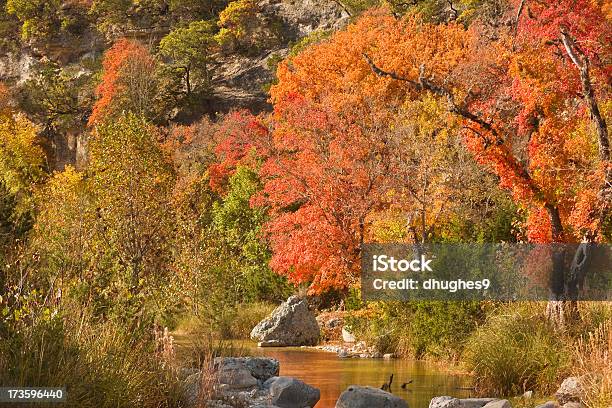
[464, 303, 570, 396]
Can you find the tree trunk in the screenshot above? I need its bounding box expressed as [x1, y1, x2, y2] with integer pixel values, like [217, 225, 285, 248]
[544, 204, 579, 327]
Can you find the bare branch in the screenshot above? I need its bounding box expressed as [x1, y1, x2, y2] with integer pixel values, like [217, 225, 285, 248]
[514, 0, 526, 36]
[560, 26, 611, 237]
[560, 27, 610, 164]
[363, 53, 501, 142]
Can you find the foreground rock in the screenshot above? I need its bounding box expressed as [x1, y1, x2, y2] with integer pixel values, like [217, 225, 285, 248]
[251, 296, 320, 346]
[336, 385, 408, 408]
[555, 377, 584, 405]
[183, 356, 319, 408]
[429, 397, 502, 408]
[482, 400, 511, 408]
[264, 376, 320, 408]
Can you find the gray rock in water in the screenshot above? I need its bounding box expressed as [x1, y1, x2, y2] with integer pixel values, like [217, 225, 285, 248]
[482, 400, 511, 408]
[264, 376, 321, 408]
[251, 295, 320, 346]
[259, 340, 287, 347]
[430, 396, 461, 408]
[336, 385, 408, 408]
[556, 377, 584, 405]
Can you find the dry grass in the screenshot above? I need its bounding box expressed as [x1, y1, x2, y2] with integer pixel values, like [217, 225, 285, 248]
[572, 320, 611, 408]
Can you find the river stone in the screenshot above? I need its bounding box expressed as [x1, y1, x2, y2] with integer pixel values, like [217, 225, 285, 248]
[251, 295, 320, 346]
[430, 396, 461, 408]
[336, 385, 408, 408]
[460, 399, 499, 408]
[182, 372, 202, 408]
[218, 366, 258, 389]
[555, 377, 584, 405]
[215, 357, 280, 381]
[482, 400, 511, 408]
[535, 401, 559, 408]
[259, 340, 287, 347]
[264, 376, 321, 408]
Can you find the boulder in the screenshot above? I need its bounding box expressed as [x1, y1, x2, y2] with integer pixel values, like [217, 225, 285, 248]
[342, 327, 356, 343]
[251, 296, 320, 346]
[336, 385, 408, 408]
[555, 377, 584, 405]
[215, 357, 279, 382]
[561, 403, 584, 408]
[429, 397, 462, 408]
[182, 372, 202, 408]
[482, 400, 511, 408]
[461, 399, 498, 408]
[535, 402, 559, 408]
[264, 376, 321, 408]
[218, 366, 258, 389]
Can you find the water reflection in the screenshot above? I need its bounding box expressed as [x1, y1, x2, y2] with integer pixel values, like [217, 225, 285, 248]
[251, 347, 472, 408]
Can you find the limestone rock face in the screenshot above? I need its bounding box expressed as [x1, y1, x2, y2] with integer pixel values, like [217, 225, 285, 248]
[251, 296, 320, 346]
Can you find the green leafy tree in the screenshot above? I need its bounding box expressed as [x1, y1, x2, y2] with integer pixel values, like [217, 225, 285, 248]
[19, 60, 96, 133]
[87, 113, 176, 324]
[158, 20, 217, 97]
[0, 104, 45, 231]
[6, 0, 61, 40]
[212, 166, 290, 302]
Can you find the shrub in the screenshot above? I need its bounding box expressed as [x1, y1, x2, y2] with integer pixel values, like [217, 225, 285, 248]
[464, 304, 570, 396]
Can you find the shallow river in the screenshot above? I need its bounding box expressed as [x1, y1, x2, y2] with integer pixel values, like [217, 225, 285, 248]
[248, 346, 473, 408]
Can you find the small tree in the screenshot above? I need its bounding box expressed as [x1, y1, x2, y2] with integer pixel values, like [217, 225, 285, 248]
[87, 113, 176, 324]
[159, 20, 217, 97]
[89, 39, 159, 126]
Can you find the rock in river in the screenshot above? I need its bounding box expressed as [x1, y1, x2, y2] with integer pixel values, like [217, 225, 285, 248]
[336, 385, 408, 408]
[264, 376, 321, 408]
[251, 295, 320, 346]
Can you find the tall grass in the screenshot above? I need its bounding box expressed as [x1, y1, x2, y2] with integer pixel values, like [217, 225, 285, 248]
[0, 313, 184, 408]
[573, 320, 611, 408]
[464, 303, 570, 396]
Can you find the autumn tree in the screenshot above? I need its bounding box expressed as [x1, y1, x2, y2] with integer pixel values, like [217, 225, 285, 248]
[89, 39, 159, 126]
[87, 113, 176, 323]
[0, 87, 45, 237]
[30, 166, 95, 302]
[353, 4, 609, 323]
[215, 0, 281, 54]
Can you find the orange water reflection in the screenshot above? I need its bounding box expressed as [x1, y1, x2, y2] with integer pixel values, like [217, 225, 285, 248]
[250, 347, 473, 408]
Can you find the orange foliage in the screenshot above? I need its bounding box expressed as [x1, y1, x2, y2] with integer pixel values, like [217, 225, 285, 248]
[88, 38, 155, 126]
[210, 5, 610, 292]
